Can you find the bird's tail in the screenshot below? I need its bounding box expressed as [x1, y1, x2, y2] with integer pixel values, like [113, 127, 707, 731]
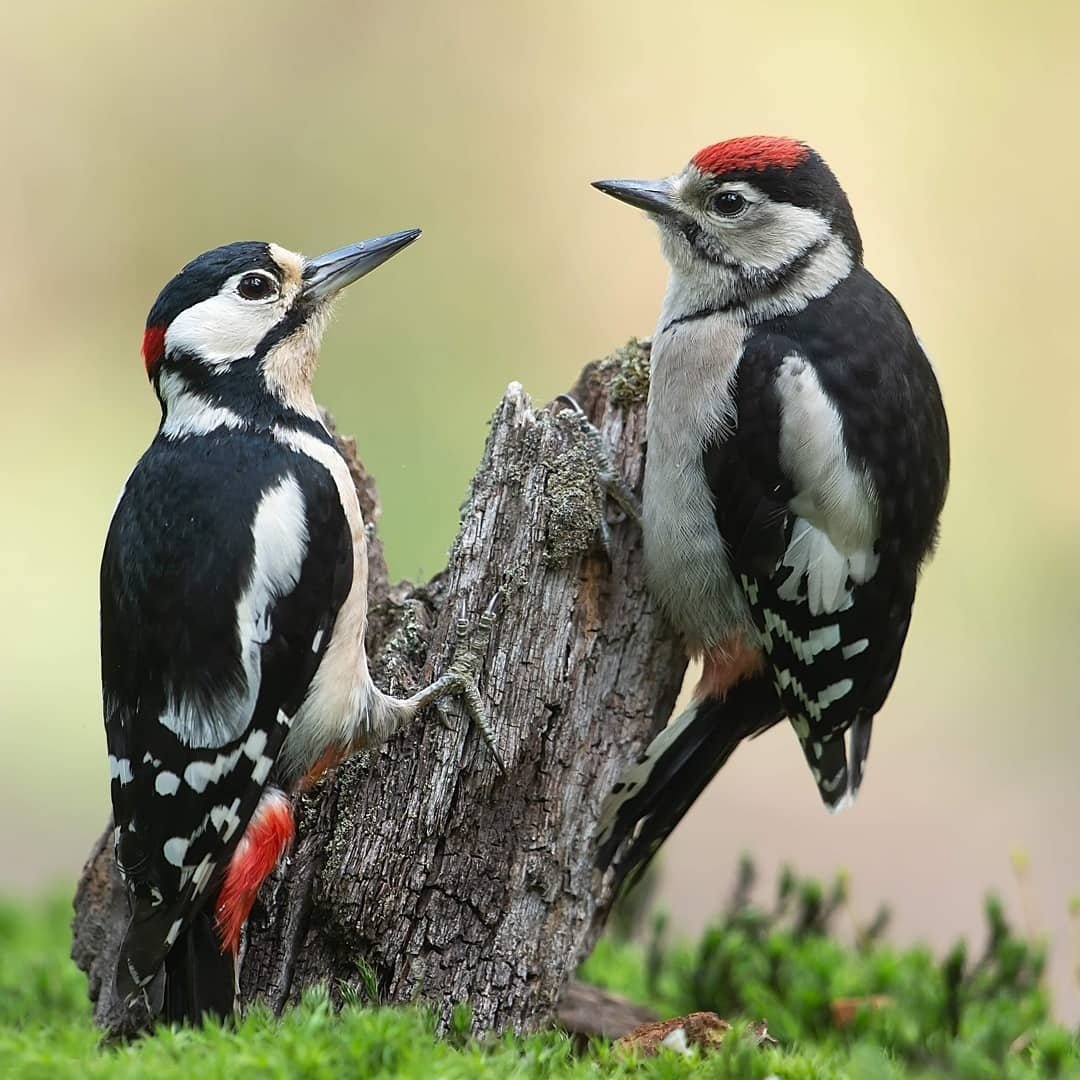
[595, 676, 781, 895]
[116, 904, 234, 1027]
[162, 910, 235, 1026]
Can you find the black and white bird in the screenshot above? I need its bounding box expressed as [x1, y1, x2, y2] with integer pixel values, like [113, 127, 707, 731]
[102, 232, 500, 1025]
[591, 137, 949, 889]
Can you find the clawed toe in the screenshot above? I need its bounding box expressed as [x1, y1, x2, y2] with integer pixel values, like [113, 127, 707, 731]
[440, 599, 507, 775]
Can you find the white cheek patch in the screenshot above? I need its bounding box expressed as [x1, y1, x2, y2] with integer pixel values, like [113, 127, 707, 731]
[164, 290, 282, 365]
[724, 200, 831, 272]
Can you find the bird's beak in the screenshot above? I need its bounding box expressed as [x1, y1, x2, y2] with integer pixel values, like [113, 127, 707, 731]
[592, 178, 676, 217]
[303, 228, 421, 302]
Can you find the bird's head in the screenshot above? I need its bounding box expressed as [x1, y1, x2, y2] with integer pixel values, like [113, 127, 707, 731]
[594, 137, 861, 316]
[141, 230, 420, 417]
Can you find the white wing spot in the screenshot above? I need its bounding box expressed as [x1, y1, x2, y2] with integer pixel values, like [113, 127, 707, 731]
[841, 638, 870, 660]
[184, 746, 243, 793]
[740, 574, 760, 606]
[779, 669, 854, 723]
[191, 855, 215, 894]
[819, 679, 854, 709]
[244, 729, 268, 761]
[163, 837, 189, 867]
[252, 755, 274, 785]
[155, 771, 181, 796]
[108, 755, 134, 785]
[210, 798, 243, 842]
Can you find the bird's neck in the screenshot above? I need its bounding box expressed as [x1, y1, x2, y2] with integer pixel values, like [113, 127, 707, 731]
[660, 232, 856, 329]
[156, 357, 320, 440]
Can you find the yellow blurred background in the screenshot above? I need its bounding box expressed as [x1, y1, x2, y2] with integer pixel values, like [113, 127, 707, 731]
[2, 0, 1078, 1016]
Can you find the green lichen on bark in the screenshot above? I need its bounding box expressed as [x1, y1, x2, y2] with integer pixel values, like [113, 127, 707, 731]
[543, 415, 605, 567]
[602, 338, 651, 408]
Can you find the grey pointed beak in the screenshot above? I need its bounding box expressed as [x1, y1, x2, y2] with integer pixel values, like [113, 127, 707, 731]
[303, 228, 421, 301]
[592, 178, 676, 216]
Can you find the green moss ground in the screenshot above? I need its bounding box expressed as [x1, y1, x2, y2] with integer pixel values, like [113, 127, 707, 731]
[2, 868, 1077, 1078]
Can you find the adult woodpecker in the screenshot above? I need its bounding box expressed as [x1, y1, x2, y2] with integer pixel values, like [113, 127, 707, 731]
[591, 136, 949, 889]
[102, 232, 501, 1025]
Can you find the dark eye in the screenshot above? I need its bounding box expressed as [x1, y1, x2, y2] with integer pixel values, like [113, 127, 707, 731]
[710, 191, 747, 217]
[237, 273, 276, 301]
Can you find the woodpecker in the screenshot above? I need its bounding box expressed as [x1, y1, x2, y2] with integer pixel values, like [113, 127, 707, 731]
[102, 231, 501, 1025]
[591, 137, 949, 889]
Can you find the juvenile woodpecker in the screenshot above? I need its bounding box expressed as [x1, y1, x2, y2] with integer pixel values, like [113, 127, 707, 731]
[102, 232, 501, 1025]
[592, 137, 949, 889]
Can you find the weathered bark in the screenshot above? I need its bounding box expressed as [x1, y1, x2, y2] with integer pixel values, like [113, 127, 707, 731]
[72, 341, 688, 1039]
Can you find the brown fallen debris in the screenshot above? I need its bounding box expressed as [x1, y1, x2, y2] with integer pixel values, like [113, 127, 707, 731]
[616, 1011, 777, 1057]
[830, 995, 893, 1028]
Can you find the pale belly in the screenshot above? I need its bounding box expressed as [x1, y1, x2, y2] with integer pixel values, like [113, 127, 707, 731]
[641, 314, 754, 652]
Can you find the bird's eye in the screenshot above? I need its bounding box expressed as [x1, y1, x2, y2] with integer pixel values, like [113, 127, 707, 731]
[710, 191, 748, 217]
[237, 273, 277, 301]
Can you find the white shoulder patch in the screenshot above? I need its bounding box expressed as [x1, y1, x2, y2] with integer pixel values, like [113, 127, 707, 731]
[775, 355, 878, 557]
[158, 474, 310, 749]
[234, 471, 310, 710]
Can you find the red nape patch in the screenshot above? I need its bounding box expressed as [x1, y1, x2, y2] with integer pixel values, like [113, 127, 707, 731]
[691, 136, 809, 177]
[141, 325, 166, 377]
[215, 792, 295, 955]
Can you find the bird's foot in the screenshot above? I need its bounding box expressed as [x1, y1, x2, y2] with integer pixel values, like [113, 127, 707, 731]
[425, 591, 506, 774]
[554, 394, 642, 558]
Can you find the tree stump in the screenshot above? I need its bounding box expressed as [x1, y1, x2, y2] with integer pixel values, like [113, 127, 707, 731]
[71, 340, 688, 1039]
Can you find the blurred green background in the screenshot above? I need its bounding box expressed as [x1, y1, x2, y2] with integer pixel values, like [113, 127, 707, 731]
[2, 0, 1078, 1018]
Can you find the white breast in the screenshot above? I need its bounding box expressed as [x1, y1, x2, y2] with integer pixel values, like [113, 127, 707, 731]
[272, 425, 377, 780]
[642, 311, 754, 651]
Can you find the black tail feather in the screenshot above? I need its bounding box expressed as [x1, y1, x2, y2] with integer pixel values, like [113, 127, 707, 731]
[162, 911, 235, 1026]
[798, 713, 875, 812]
[596, 676, 782, 895]
[849, 714, 873, 795]
[116, 903, 234, 1028]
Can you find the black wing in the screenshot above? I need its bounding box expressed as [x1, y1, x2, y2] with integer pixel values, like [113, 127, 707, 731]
[707, 268, 948, 806]
[101, 429, 352, 998]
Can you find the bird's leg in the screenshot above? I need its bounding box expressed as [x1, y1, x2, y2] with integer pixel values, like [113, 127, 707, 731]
[554, 395, 642, 556]
[398, 591, 506, 774]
